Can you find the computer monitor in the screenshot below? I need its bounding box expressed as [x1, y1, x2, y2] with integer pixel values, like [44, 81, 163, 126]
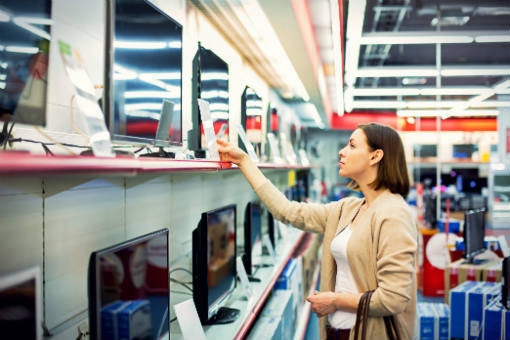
[502, 256, 509, 309]
[104, 0, 183, 146]
[453, 144, 478, 159]
[192, 205, 239, 324]
[240, 86, 263, 154]
[88, 229, 169, 340]
[0, 267, 41, 339]
[189, 44, 229, 156]
[242, 202, 262, 277]
[267, 211, 278, 250]
[413, 144, 437, 158]
[0, 1, 52, 126]
[462, 209, 486, 264]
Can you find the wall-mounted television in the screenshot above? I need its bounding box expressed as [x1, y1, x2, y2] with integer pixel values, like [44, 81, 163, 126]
[0, 267, 41, 339]
[192, 205, 239, 324]
[413, 144, 437, 158]
[462, 209, 486, 264]
[189, 44, 229, 156]
[453, 144, 478, 159]
[104, 0, 183, 146]
[88, 229, 170, 340]
[240, 86, 263, 154]
[0, 0, 52, 126]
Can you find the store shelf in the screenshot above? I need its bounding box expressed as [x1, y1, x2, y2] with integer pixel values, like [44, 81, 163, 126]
[169, 228, 307, 340]
[293, 263, 321, 340]
[0, 151, 313, 176]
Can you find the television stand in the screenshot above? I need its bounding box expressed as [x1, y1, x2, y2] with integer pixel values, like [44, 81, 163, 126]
[463, 258, 488, 265]
[247, 275, 261, 282]
[139, 147, 175, 159]
[206, 307, 240, 325]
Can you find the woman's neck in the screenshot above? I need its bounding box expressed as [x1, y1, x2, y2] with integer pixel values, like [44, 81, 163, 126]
[358, 183, 385, 207]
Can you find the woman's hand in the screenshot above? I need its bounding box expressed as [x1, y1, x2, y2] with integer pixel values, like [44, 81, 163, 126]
[306, 291, 339, 317]
[216, 139, 248, 166]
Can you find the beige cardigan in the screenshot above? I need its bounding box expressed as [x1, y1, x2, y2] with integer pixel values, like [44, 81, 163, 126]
[255, 180, 418, 340]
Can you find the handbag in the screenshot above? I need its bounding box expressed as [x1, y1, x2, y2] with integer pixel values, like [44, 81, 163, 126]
[353, 291, 401, 340]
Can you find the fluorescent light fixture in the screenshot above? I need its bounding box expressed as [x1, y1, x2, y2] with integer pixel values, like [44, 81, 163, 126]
[124, 91, 179, 99]
[0, 81, 5, 89]
[397, 109, 499, 117]
[360, 33, 473, 45]
[352, 88, 420, 96]
[344, 0, 366, 87]
[114, 41, 167, 49]
[350, 86, 510, 96]
[356, 65, 510, 78]
[351, 99, 509, 109]
[13, 17, 53, 41]
[441, 66, 510, 77]
[167, 41, 182, 48]
[5, 46, 39, 54]
[200, 72, 228, 81]
[0, 74, 6, 80]
[475, 35, 510, 43]
[0, 62, 7, 68]
[0, 45, 4, 52]
[329, 0, 344, 115]
[0, 10, 10, 22]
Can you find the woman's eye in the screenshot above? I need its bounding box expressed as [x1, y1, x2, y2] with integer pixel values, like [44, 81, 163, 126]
[350, 143, 355, 148]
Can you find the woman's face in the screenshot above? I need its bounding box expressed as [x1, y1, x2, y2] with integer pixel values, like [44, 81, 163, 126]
[338, 129, 373, 180]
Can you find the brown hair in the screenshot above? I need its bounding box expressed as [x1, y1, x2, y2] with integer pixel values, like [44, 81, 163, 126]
[349, 123, 410, 197]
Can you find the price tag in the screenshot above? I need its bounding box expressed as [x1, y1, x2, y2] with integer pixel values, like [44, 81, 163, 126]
[236, 256, 253, 299]
[235, 123, 258, 162]
[174, 299, 207, 340]
[198, 99, 220, 160]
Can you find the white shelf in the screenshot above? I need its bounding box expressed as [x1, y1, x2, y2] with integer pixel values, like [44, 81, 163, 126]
[169, 228, 306, 340]
[293, 263, 321, 340]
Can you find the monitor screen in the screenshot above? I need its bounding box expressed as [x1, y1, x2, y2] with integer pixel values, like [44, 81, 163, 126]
[88, 229, 169, 340]
[0, 267, 41, 340]
[413, 144, 437, 158]
[503, 256, 509, 309]
[250, 203, 262, 257]
[453, 144, 478, 159]
[106, 0, 182, 146]
[206, 206, 236, 312]
[0, 0, 52, 126]
[241, 86, 263, 144]
[463, 209, 486, 263]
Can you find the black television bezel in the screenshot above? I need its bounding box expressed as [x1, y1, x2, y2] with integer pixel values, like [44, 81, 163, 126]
[242, 202, 262, 276]
[267, 211, 277, 249]
[462, 208, 486, 263]
[87, 228, 169, 340]
[502, 256, 509, 309]
[413, 144, 437, 158]
[104, 0, 183, 147]
[188, 44, 230, 155]
[192, 204, 237, 324]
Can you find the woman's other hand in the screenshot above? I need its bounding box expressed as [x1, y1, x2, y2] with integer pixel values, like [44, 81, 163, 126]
[306, 291, 338, 317]
[217, 139, 248, 166]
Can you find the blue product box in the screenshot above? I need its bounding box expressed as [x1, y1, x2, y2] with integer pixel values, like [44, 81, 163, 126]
[263, 290, 294, 340]
[450, 281, 484, 339]
[483, 297, 510, 340]
[437, 218, 461, 233]
[117, 300, 152, 340]
[432, 303, 450, 340]
[275, 258, 296, 290]
[468, 282, 501, 340]
[275, 257, 302, 324]
[415, 303, 435, 340]
[101, 301, 130, 340]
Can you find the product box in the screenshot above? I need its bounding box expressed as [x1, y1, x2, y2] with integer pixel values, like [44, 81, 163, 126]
[467, 282, 501, 340]
[101, 301, 130, 340]
[450, 281, 483, 339]
[483, 297, 510, 340]
[262, 290, 294, 340]
[414, 303, 450, 340]
[438, 218, 461, 233]
[117, 300, 152, 340]
[483, 260, 503, 283]
[247, 315, 282, 340]
[275, 257, 303, 323]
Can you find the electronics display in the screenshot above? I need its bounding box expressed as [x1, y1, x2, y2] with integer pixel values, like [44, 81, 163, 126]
[453, 144, 478, 159]
[243, 202, 262, 277]
[267, 211, 277, 249]
[193, 205, 239, 324]
[503, 256, 509, 309]
[189, 44, 229, 155]
[240, 86, 263, 154]
[462, 209, 486, 264]
[0, 0, 52, 126]
[0, 267, 41, 339]
[105, 0, 182, 146]
[413, 144, 437, 158]
[88, 229, 169, 340]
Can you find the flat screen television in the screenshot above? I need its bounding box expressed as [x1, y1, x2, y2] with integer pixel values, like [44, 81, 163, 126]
[267, 211, 278, 250]
[240, 86, 263, 154]
[453, 144, 478, 159]
[243, 202, 262, 277]
[88, 229, 169, 340]
[502, 256, 509, 309]
[189, 44, 229, 156]
[462, 209, 486, 264]
[192, 205, 239, 324]
[0, 267, 41, 339]
[413, 144, 437, 158]
[104, 0, 182, 146]
[0, 0, 52, 126]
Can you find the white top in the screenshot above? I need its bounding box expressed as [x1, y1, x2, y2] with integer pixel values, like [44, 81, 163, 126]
[328, 225, 359, 329]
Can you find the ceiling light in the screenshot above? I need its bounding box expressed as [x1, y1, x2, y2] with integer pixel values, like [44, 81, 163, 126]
[397, 109, 499, 117]
[114, 41, 167, 49]
[475, 35, 510, 43]
[351, 99, 509, 109]
[5, 46, 39, 54]
[0, 10, 10, 22]
[356, 65, 509, 78]
[13, 17, 53, 41]
[351, 88, 420, 96]
[360, 33, 472, 45]
[441, 66, 510, 77]
[402, 77, 427, 85]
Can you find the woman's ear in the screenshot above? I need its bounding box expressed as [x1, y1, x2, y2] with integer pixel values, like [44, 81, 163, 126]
[370, 149, 384, 165]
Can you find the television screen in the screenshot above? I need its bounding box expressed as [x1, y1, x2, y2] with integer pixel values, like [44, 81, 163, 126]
[463, 209, 486, 263]
[240, 86, 263, 149]
[243, 202, 262, 276]
[105, 0, 182, 146]
[193, 205, 238, 324]
[453, 144, 478, 159]
[88, 229, 169, 340]
[0, 267, 41, 339]
[413, 144, 437, 158]
[0, 0, 52, 126]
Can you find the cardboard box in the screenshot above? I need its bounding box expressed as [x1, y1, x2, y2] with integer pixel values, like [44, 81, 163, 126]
[483, 260, 503, 283]
[450, 281, 483, 339]
[466, 282, 501, 340]
[275, 257, 303, 324]
[101, 300, 152, 340]
[483, 298, 510, 340]
[101, 301, 130, 340]
[432, 303, 450, 340]
[262, 290, 294, 340]
[414, 303, 450, 340]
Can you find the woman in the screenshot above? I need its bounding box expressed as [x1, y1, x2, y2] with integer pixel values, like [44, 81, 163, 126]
[217, 123, 418, 340]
